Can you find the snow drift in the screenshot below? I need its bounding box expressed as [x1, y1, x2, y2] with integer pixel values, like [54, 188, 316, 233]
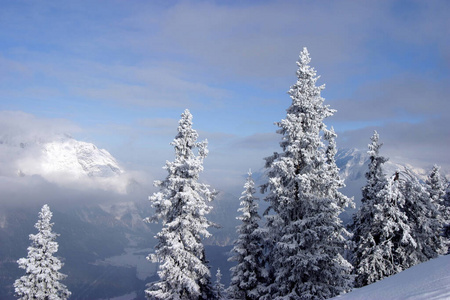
[333, 255, 450, 300]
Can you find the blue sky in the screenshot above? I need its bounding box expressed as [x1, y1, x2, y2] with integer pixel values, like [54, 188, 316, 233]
[0, 0, 449, 194]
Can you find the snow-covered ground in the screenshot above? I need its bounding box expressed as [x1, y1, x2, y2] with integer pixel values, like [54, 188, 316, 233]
[333, 255, 450, 300]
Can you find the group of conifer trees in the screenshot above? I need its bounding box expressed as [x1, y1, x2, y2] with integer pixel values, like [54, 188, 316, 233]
[13, 48, 449, 300]
[350, 132, 449, 288]
[145, 47, 450, 300]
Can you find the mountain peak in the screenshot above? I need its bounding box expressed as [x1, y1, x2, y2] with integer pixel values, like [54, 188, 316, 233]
[0, 132, 129, 193]
[41, 138, 123, 178]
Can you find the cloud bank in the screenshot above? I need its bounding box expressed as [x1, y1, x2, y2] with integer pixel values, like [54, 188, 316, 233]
[0, 0, 448, 194]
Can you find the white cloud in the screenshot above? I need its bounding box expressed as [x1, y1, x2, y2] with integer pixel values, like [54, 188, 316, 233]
[0, 112, 153, 198]
[0, 0, 448, 195]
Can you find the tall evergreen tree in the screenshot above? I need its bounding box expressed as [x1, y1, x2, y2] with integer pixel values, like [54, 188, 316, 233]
[426, 165, 449, 253]
[145, 109, 216, 300]
[375, 172, 416, 264]
[427, 165, 447, 207]
[359, 131, 388, 209]
[443, 184, 450, 250]
[400, 168, 445, 266]
[260, 47, 353, 299]
[351, 131, 389, 287]
[14, 204, 71, 300]
[214, 268, 226, 300]
[228, 170, 265, 300]
[351, 132, 415, 287]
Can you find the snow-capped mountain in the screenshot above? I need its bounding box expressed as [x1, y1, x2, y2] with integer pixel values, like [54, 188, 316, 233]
[0, 133, 131, 193]
[40, 138, 123, 178]
[336, 148, 368, 181]
[20, 135, 122, 177]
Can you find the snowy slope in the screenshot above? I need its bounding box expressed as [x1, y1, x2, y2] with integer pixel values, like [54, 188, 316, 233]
[333, 255, 450, 300]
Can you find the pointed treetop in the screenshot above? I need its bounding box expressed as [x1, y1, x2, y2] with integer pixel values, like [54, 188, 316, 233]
[175, 109, 196, 139]
[368, 130, 384, 158]
[300, 47, 311, 65]
[33, 204, 57, 240]
[39, 203, 51, 217]
[372, 130, 379, 141]
[216, 268, 222, 282]
[172, 108, 209, 160]
[289, 46, 328, 119]
[41, 203, 51, 213]
[295, 46, 322, 86]
[181, 108, 192, 123]
[427, 164, 447, 204]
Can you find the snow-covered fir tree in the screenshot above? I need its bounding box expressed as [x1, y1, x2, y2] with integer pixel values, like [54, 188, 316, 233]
[145, 109, 216, 300]
[260, 47, 353, 299]
[426, 165, 450, 253]
[357, 131, 388, 209]
[427, 165, 447, 207]
[351, 132, 415, 287]
[375, 172, 416, 263]
[400, 168, 445, 266]
[14, 204, 71, 300]
[444, 185, 450, 250]
[228, 170, 265, 300]
[351, 131, 389, 287]
[214, 268, 226, 300]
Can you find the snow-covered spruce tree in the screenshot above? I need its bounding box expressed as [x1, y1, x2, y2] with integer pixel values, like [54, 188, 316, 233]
[351, 131, 389, 287]
[400, 168, 445, 266]
[427, 165, 447, 207]
[145, 109, 216, 300]
[260, 47, 353, 299]
[351, 132, 415, 287]
[14, 204, 71, 300]
[214, 268, 226, 300]
[444, 185, 450, 250]
[228, 170, 265, 300]
[374, 172, 416, 264]
[426, 165, 450, 253]
[354, 131, 388, 216]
